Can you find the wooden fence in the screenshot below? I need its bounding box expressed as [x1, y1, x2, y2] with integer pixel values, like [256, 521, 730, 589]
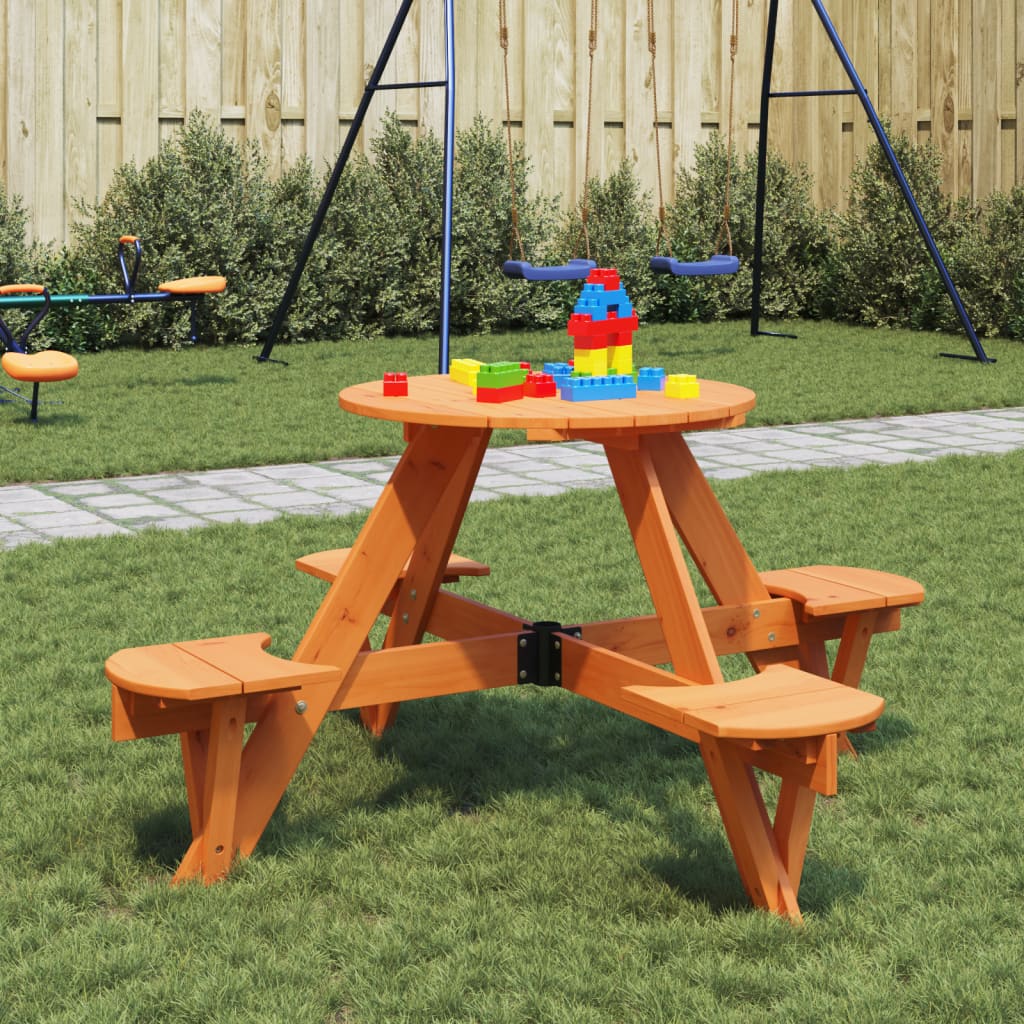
[1, 0, 1021, 245]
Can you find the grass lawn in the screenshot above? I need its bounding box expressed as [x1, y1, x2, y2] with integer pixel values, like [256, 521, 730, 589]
[0, 319, 1022, 485]
[2, 450, 1023, 1022]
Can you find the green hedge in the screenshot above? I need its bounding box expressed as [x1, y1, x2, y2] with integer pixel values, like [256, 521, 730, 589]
[2, 111, 1022, 352]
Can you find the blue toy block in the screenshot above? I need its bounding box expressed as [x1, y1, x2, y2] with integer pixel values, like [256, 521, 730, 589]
[544, 362, 574, 386]
[559, 374, 638, 402]
[572, 283, 635, 321]
[637, 367, 666, 391]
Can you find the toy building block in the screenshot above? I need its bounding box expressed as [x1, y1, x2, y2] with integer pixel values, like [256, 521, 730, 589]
[543, 362, 574, 387]
[665, 373, 700, 399]
[382, 371, 408, 396]
[559, 373, 638, 402]
[523, 371, 557, 398]
[586, 267, 621, 289]
[637, 367, 666, 391]
[476, 361, 528, 390]
[476, 383, 524, 403]
[567, 313, 639, 346]
[573, 349, 609, 376]
[608, 344, 633, 376]
[449, 358, 483, 389]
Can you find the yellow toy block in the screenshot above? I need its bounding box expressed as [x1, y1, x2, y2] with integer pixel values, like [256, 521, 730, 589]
[450, 358, 483, 390]
[608, 344, 633, 376]
[665, 373, 700, 399]
[573, 349, 608, 376]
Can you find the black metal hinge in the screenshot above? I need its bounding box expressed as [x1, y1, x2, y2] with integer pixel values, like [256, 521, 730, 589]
[516, 621, 582, 687]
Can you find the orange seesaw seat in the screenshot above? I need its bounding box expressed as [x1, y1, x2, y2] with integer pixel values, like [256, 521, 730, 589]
[0, 284, 79, 421]
[158, 275, 227, 295]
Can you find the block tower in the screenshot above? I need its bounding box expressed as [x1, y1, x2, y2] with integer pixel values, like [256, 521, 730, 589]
[566, 268, 639, 377]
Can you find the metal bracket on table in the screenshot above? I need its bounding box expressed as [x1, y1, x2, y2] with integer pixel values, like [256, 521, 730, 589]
[516, 621, 582, 687]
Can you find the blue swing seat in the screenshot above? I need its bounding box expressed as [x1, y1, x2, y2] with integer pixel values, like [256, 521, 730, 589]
[503, 258, 597, 282]
[650, 253, 739, 277]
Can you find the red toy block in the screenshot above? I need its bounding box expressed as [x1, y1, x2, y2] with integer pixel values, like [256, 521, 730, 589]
[475, 382, 524, 403]
[382, 371, 408, 396]
[524, 371, 557, 398]
[586, 267, 621, 290]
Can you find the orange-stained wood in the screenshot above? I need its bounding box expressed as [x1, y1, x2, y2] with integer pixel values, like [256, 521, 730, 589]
[229, 426, 491, 859]
[646, 432, 769, 607]
[773, 780, 819, 894]
[760, 565, 924, 619]
[296, 548, 490, 585]
[699, 735, 803, 922]
[622, 666, 884, 740]
[339, 374, 756, 434]
[329, 635, 521, 711]
[105, 633, 338, 700]
[424, 590, 531, 642]
[604, 438, 724, 685]
[361, 419, 492, 734]
[172, 694, 245, 885]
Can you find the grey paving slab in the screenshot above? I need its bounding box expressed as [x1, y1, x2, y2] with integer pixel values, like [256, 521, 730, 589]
[3, 405, 1024, 546]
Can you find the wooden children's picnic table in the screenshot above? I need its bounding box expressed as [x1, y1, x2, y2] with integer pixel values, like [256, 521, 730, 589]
[108, 375, 922, 921]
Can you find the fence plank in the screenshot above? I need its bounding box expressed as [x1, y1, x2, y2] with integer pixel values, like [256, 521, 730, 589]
[122, 0, 160, 167]
[64, 0, 97, 226]
[185, 0, 222, 123]
[2, 0, 1022, 245]
[931, 0, 958, 195]
[1018, 0, 1024, 184]
[972, 0, 999, 198]
[246, 0, 282, 175]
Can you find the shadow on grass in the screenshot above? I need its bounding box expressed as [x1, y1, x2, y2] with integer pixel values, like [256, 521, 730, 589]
[251, 686, 879, 918]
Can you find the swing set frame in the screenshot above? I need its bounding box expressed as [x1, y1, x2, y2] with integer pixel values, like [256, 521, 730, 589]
[258, 0, 991, 367]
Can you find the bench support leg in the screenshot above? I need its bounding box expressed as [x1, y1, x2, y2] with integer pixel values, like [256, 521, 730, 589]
[172, 695, 246, 884]
[359, 425, 490, 736]
[699, 734, 812, 922]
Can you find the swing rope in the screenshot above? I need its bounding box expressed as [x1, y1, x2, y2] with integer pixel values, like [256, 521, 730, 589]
[649, 0, 739, 262]
[499, 0, 598, 278]
[576, 0, 599, 262]
[714, 0, 740, 259]
[498, 0, 525, 262]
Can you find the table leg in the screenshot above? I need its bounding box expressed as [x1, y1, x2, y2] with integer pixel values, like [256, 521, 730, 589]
[225, 425, 490, 863]
[360, 426, 491, 735]
[604, 440, 723, 685]
[644, 433, 798, 673]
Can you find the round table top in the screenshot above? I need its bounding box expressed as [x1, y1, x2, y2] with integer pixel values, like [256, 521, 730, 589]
[340, 375, 756, 435]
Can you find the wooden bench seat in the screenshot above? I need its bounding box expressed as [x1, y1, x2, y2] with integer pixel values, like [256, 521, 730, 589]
[615, 662, 886, 921]
[106, 633, 340, 884]
[759, 565, 924, 621]
[758, 565, 923, 688]
[295, 548, 490, 584]
[106, 633, 336, 702]
[621, 665, 884, 742]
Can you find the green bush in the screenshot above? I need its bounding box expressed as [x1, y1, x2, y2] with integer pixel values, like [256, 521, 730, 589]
[0, 186, 33, 285]
[6, 113, 1024, 349]
[280, 113, 566, 343]
[820, 128, 963, 330]
[0, 186, 48, 349]
[660, 134, 831, 323]
[38, 113, 324, 352]
[942, 186, 1024, 340]
[554, 161, 661, 320]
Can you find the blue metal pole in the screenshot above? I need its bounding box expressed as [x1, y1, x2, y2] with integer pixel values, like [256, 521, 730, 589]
[438, 0, 456, 374]
[809, 0, 992, 363]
